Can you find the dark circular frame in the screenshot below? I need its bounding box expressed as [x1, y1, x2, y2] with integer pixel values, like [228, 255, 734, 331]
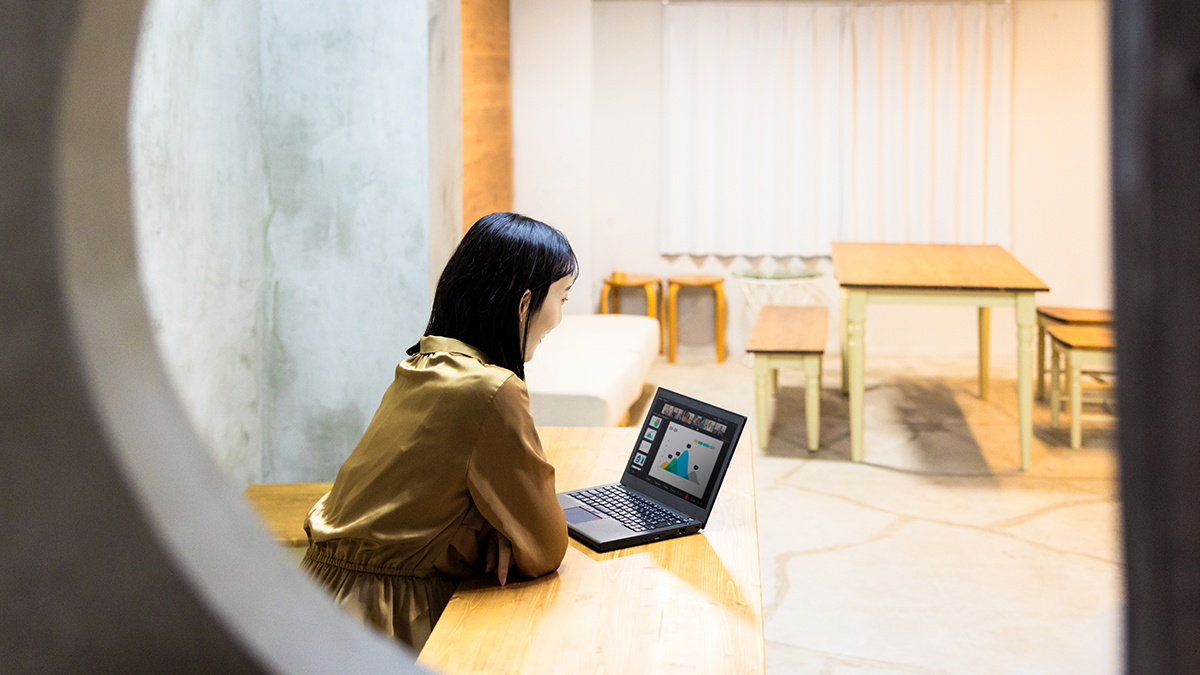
[2, 1, 430, 671]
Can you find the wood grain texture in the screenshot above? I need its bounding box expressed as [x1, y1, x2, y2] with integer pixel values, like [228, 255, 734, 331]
[830, 242, 1049, 292]
[419, 426, 764, 675]
[242, 482, 330, 547]
[462, 0, 513, 231]
[1047, 325, 1116, 351]
[1037, 305, 1114, 325]
[745, 305, 828, 354]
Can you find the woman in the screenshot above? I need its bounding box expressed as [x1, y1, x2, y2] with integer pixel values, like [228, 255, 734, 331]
[301, 212, 574, 650]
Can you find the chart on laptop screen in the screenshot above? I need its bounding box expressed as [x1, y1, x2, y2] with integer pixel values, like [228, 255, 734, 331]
[648, 422, 723, 499]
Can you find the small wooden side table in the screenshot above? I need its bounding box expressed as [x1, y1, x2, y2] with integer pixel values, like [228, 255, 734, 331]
[599, 273, 663, 351]
[1036, 306, 1114, 401]
[1048, 324, 1116, 450]
[746, 305, 828, 451]
[666, 275, 727, 363]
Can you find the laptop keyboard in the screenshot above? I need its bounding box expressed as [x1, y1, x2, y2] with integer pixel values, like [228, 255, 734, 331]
[572, 485, 688, 533]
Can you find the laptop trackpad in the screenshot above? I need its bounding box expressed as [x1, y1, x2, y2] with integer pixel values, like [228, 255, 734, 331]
[564, 507, 601, 524]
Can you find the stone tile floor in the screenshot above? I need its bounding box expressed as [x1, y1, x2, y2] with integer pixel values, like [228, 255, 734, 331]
[640, 351, 1122, 675]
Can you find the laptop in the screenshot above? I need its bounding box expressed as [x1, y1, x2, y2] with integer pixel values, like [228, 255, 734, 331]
[556, 387, 747, 552]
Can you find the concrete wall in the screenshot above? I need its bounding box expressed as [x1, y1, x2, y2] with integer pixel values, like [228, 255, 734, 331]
[131, 1, 434, 486]
[258, 2, 430, 483]
[428, 0, 465, 289]
[130, 1, 266, 487]
[580, 0, 1111, 360]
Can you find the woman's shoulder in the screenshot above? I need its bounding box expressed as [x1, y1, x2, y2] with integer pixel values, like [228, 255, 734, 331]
[404, 336, 521, 401]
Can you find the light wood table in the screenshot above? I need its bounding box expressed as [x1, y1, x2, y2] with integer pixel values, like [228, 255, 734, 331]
[243, 481, 328, 547]
[746, 305, 828, 451]
[830, 243, 1049, 470]
[420, 427, 762, 675]
[244, 427, 763, 675]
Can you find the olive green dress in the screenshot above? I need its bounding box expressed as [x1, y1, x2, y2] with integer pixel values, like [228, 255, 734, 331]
[301, 336, 568, 651]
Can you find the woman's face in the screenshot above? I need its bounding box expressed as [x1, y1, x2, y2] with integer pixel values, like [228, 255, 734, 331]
[522, 274, 574, 362]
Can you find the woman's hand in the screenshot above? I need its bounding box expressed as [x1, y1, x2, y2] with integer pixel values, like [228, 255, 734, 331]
[485, 529, 513, 586]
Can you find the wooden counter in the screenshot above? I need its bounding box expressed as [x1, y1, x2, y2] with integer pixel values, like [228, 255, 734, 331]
[244, 427, 763, 675]
[420, 427, 763, 675]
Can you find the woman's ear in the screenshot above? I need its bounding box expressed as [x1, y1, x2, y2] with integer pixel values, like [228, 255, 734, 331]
[517, 289, 532, 323]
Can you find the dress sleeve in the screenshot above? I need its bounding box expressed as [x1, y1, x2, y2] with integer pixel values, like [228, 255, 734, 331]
[466, 375, 568, 579]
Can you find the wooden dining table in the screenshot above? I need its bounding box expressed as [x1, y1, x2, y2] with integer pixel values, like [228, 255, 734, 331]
[831, 243, 1049, 470]
[243, 426, 763, 675]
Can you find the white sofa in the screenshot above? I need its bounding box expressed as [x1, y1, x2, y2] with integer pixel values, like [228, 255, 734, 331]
[524, 314, 661, 427]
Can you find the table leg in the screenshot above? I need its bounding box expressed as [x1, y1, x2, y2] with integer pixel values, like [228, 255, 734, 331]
[612, 286, 621, 314]
[668, 283, 680, 363]
[599, 282, 612, 314]
[1016, 293, 1035, 470]
[645, 283, 662, 353]
[1069, 349, 1083, 449]
[840, 288, 849, 395]
[714, 282, 727, 363]
[846, 290, 867, 463]
[1050, 339, 1062, 429]
[753, 355, 771, 448]
[1036, 318, 1047, 401]
[805, 354, 821, 452]
[978, 307, 991, 400]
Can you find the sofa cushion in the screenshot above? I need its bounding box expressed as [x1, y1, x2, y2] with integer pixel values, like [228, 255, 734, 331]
[524, 315, 661, 427]
[534, 314, 659, 380]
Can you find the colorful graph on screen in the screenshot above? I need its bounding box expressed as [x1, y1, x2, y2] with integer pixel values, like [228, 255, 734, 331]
[660, 449, 699, 484]
[649, 422, 724, 499]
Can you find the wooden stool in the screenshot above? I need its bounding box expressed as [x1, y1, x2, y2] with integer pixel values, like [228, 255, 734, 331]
[746, 305, 828, 451]
[666, 275, 727, 363]
[599, 272, 663, 352]
[1047, 325, 1116, 449]
[1037, 306, 1113, 400]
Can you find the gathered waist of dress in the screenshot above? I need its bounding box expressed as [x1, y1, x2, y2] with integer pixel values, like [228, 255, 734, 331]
[303, 547, 443, 579]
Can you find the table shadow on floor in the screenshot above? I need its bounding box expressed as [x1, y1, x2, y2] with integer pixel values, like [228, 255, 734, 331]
[761, 379, 993, 475]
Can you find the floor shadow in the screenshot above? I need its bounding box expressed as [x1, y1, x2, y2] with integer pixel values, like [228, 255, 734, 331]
[1033, 419, 1117, 451]
[761, 379, 994, 476]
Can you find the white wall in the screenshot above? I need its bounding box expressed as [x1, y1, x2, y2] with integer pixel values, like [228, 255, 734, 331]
[533, 0, 1113, 361]
[511, 0, 595, 314]
[1012, 0, 1112, 310]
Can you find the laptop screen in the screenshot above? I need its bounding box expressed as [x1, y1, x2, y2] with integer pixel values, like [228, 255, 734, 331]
[621, 388, 744, 512]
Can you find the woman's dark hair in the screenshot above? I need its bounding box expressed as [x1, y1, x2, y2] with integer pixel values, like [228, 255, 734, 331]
[409, 212, 577, 379]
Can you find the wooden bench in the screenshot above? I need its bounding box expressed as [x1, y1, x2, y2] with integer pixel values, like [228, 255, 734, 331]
[745, 305, 828, 451]
[1047, 324, 1116, 449]
[1037, 306, 1113, 400]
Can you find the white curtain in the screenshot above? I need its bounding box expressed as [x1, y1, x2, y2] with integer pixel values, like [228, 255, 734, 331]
[661, 2, 1013, 257]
